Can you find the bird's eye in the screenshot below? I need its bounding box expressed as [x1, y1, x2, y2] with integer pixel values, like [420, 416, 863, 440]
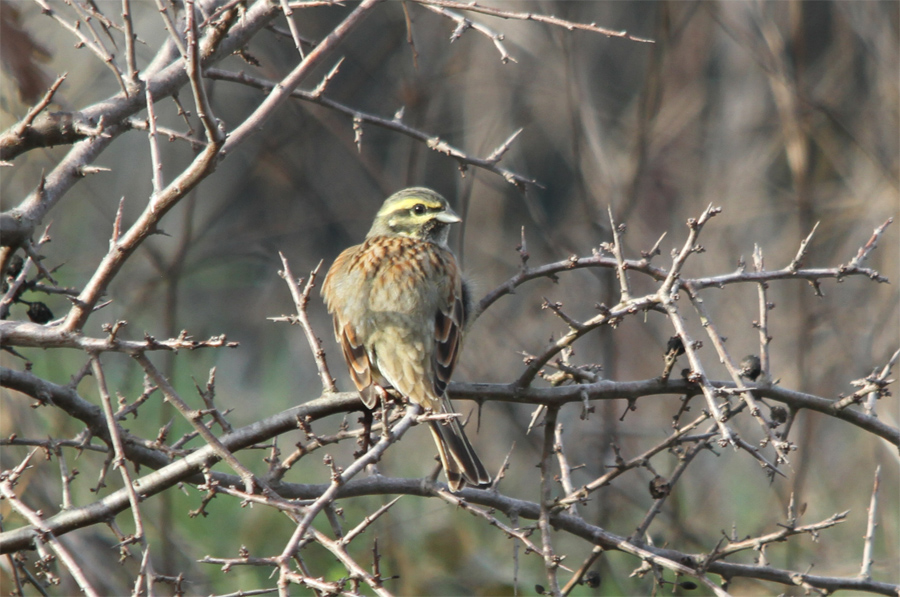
[412, 203, 427, 215]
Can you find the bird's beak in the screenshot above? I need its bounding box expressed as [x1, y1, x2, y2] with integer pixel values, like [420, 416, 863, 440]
[435, 208, 462, 224]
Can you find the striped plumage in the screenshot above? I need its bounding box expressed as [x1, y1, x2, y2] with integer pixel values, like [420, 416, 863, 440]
[321, 188, 490, 491]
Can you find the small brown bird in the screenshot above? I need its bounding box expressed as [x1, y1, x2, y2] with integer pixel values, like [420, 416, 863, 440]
[321, 187, 491, 491]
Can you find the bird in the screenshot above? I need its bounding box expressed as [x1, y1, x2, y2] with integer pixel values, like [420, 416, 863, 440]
[321, 187, 491, 491]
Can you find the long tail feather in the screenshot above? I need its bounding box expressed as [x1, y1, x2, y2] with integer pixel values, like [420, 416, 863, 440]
[429, 398, 491, 491]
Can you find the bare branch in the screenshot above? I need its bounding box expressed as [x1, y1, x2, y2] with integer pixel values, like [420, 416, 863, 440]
[275, 404, 421, 575]
[276, 254, 337, 392]
[849, 218, 894, 269]
[221, 0, 384, 154]
[205, 68, 539, 188]
[788, 222, 819, 272]
[278, 0, 306, 55]
[13, 74, 68, 137]
[859, 466, 881, 581]
[418, 2, 517, 63]
[413, 0, 655, 43]
[133, 352, 267, 496]
[144, 87, 164, 195]
[752, 244, 772, 379]
[121, 0, 140, 88]
[32, 0, 129, 95]
[553, 423, 578, 516]
[0, 472, 101, 596]
[538, 406, 562, 596]
[152, 0, 187, 57]
[184, 0, 222, 144]
[606, 205, 632, 302]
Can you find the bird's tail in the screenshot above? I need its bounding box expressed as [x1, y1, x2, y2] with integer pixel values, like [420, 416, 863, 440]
[428, 397, 491, 491]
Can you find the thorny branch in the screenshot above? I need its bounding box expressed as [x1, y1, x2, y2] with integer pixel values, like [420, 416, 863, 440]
[0, 453, 100, 596]
[274, 254, 337, 393]
[204, 68, 538, 188]
[0, 2, 896, 595]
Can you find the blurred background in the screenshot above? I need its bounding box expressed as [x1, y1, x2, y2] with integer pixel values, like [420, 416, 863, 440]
[2, 1, 898, 594]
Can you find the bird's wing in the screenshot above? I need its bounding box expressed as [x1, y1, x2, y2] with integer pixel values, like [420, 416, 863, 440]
[322, 245, 379, 409]
[432, 263, 464, 398]
[336, 319, 379, 408]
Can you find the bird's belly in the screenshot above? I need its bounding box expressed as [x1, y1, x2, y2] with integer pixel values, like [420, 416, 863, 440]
[366, 318, 436, 410]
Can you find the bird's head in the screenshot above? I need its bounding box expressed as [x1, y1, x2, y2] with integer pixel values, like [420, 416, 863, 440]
[366, 187, 461, 246]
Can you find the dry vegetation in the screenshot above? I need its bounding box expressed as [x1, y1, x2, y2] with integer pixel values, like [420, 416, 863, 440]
[1, 1, 898, 595]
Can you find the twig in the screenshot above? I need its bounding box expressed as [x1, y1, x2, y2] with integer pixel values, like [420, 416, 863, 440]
[2, 323, 239, 353]
[145, 87, 164, 195]
[556, 399, 721, 509]
[713, 510, 848, 560]
[309, 527, 392, 596]
[275, 404, 421, 578]
[606, 206, 633, 302]
[277, 254, 337, 392]
[133, 352, 267, 496]
[659, 303, 735, 446]
[0, 249, 36, 320]
[435, 488, 545, 558]
[640, 232, 667, 263]
[865, 349, 900, 416]
[659, 204, 721, 296]
[561, 545, 603, 596]
[66, 0, 116, 62]
[859, 466, 880, 581]
[195, 367, 233, 433]
[91, 356, 149, 547]
[53, 441, 75, 510]
[514, 292, 661, 388]
[0, 474, 100, 597]
[752, 244, 771, 379]
[111, 196, 126, 247]
[488, 441, 516, 491]
[418, 2, 516, 63]
[413, 0, 655, 43]
[152, 0, 187, 58]
[278, 0, 306, 55]
[541, 298, 584, 332]
[731, 434, 786, 478]
[849, 218, 893, 269]
[788, 222, 819, 272]
[21, 240, 58, 286]
[553, 423, 578, 516]
[833, 364, 895, 412]
[77, 0, 122, 46]
[206, 68, 538, 188]
[1, 436, 107, 454]
[127, 116, 207, 149]
[221, 0, 384, 154]
[13, 74, 68, 137]
[485, 127, 523, 163]
[121, 0, 140, 88]
[32, 0, 128, 95]
[60, 112, 221, 330]
[538, 406, 562, 596]
[204, 587, 278, 597]
[0, 225, 55, 320]
[184, 0, 222, 144]
[657, 206, 733, 445]
[683, 281, 790, 463]
[629, 437, 709, 543]
[341, 496, 402, 545]
[310, 58, 345, 99]
[469, 244, 887, 329]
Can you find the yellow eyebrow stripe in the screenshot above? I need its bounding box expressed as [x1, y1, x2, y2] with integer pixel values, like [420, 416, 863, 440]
[383, 197, 442, 213]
